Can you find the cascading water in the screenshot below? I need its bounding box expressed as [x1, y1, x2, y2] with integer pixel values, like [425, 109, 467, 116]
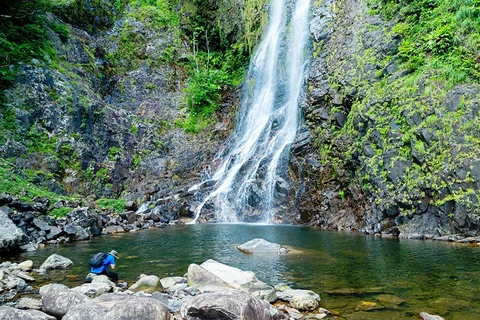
[191, 0, 311, 223]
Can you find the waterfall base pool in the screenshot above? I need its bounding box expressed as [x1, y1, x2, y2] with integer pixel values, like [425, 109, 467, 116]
[4, 224, 480, 319]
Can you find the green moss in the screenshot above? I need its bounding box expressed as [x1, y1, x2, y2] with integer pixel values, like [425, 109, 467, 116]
[96, 198, 126, 213]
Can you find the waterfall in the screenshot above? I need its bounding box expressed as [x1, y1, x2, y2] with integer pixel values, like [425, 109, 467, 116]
[191, 0, 311, 223]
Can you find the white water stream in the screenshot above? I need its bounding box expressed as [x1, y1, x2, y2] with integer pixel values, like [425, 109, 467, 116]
[191, 0, 311, 223]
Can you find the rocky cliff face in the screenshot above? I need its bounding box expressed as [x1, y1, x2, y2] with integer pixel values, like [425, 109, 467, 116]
[0, 6, 235, 219]
[299, 0, 480, 239]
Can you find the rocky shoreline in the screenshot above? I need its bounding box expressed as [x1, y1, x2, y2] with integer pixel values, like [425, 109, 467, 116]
[2, 190, 480, 257]
[0, 192, 187, 254]
[0, 253, 445, 320]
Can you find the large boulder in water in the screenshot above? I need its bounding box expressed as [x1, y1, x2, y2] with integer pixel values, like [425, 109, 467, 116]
[187, 259, 276, 302]
[38, 254, 73, 272]
[180, 289, 286, 320]
[0, 306, 56, 320]
[0, 206, 26, 252]
[237, 238, 288, 255]
[39, 283, 93, 318]
[64, 293, 170, 320]
[276, 284, 321, 311]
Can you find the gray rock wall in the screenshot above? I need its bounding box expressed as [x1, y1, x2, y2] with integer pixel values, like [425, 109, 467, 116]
[298, 0, 480, 239]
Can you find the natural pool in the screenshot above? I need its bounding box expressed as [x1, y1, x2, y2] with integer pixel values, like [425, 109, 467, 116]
[4, 224, 480, 319]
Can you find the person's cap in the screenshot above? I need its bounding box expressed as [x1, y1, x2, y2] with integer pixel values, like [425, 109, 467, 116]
[109, 250, 119, 259]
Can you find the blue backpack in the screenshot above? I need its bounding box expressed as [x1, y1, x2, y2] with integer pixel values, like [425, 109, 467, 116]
[89, 252, 108, 267]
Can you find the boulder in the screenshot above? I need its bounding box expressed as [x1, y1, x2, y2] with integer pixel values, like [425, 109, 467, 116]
[160, 276, 186, 291]
[72, 275, 116, 298]
[18, 260, 34, 271]
[39, 254, 73, 272]
[180, 290, 286, 320]
[0, 206, 26, 252]
[128, 274, 163, 293]
[276, 289, 321, 311]
[237, 238, 288, 255]
[151, 292, 183, 312]
[420, 312, 445, 320]
[0, 306, 56, 320]
[90, 293, 169, 320]
[191, 260, 277, 302]
[39, 283, 93, 318]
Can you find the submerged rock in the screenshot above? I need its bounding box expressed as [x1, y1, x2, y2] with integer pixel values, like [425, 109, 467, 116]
[276, 288, 321, 311]
[237, 238, 288, 255]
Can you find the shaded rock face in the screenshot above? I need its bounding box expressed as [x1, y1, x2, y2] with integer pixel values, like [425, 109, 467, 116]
[0, 206, 27, 252]
[2, 9, 234, 213]
[295, 0, 480, 238]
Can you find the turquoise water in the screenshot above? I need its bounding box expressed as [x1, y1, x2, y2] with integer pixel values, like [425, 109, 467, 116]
[5, 224, 480, 319]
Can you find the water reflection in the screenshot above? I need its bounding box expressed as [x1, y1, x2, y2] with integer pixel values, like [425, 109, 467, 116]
[3, 224, 480, 319]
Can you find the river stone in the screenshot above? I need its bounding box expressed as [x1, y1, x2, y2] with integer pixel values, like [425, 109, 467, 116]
[180, 289, 286, 320]
[420, 312, 445, 320]
[16, 297, 43, 310]
[160, 276, 186, 291]
[355, 301, 384, 311]
[237, 238, 288, 255]
[0, 306, 56, 320]
[0, 206, 26, 252]
[375, 294, 405, 306]
[72, 276, 115, 298]
[188, 259, 276, 302]
[94, 293, 170, 320]
[276, 289, 321, 311]
[39, 283, 93, 318]
[128, 274, 163, 293]
[18, 260, 34, 271]
[39, 254, 73, 272]
[151, 292, 183, 312]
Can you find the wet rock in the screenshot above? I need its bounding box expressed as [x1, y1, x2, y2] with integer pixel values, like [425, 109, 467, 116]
[180, 290, 286, 320]
[237, 238, 288, 255]
[420, 312, 445, 320]
[276, 288, 321, 311]
[355, 301, 384, 311]
[375, 294, 405, 306]
[39, 254, 73, 272]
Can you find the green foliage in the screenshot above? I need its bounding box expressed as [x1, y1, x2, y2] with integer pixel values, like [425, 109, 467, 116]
[54, 0, 128, 34]
[96, 198, 126, 213]
[382, 0, 480, 83]
[108, 146, 122, 161]
[50, 206, 72, 218]
[0, 14, 54, 90]
[49, 20, 70, 42]
[0, 160, 75, 215]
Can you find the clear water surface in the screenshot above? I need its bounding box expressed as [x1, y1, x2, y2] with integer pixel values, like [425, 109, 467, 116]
[4, 224, 480, 319]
